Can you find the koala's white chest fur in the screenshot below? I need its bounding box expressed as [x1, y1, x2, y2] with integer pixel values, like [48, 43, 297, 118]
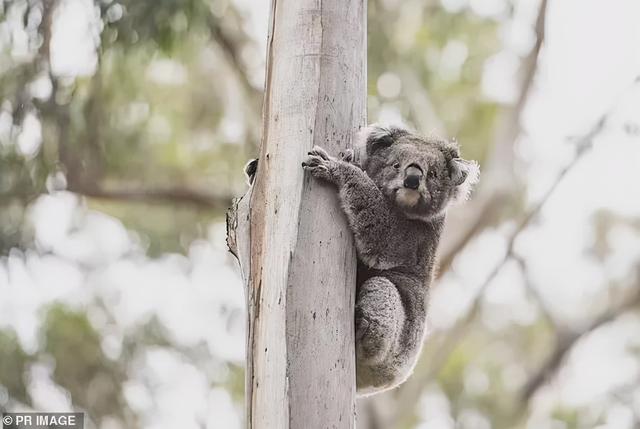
[395, 188, 421, 208]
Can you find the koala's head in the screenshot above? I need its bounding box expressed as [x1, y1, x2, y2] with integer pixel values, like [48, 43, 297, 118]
[356, 124, 479, 222]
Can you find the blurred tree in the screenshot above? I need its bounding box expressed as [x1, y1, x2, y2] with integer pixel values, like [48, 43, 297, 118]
[0, 329, 31, 406]
[1, 0, 257, 424]
[1, 0, 639, 428]
[42, 305, 131, 425]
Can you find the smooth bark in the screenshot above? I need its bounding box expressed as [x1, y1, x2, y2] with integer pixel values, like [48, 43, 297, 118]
[227, 0, 366, 427]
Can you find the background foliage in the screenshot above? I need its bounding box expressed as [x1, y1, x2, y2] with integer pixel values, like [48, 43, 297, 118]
[1, 0, 639, 428]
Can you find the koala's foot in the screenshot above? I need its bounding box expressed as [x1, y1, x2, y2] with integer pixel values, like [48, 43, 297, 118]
[356, 316, 394, 365]
[355, 276, 403, 365]
[355, 311, 370, 342]
[302, 145, 336, 182]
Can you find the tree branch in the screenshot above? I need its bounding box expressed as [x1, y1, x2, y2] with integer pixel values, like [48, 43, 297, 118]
[399, 66, 446, 136]
[513, 254, 560, 330]
[65, 182, 234, 210]
[206, 12, 263, 152]
[207, 16, 262, 101]
[520, 269, 640, 402]
[437, 0, 549, 276]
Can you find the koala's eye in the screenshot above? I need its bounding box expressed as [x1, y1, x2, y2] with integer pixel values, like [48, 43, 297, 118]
[428, 169, 437, 179]
[393, 162, 401, 169]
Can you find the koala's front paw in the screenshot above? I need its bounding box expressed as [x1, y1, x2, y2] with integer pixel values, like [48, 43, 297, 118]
[302, 146, 336, 182]
[338, 148, 364, 170]
[339, 149, 354, 163]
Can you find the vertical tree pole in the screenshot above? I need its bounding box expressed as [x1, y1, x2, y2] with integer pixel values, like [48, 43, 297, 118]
[227, 0, 366, 427]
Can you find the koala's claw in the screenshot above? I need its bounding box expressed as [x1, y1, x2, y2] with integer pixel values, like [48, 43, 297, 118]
[303, 148, 334, 182]
[308, 146, 331, 160]
[340, 148, 355, 163]
[302, 154, 327, 168]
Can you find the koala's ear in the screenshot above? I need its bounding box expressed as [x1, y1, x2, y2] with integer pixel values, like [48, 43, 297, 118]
[355, 124, 403, 156]
[355, 124, 410, 167]
[449, 158, 469, 186]
[359, 125, 394, 156]
[353, 125, 390, 167]
[367, 131, 395, 155]
[449, 158, 480, 201]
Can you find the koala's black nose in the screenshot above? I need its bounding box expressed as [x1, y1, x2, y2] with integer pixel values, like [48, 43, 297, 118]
[403, 164, 422, 190]
[404, 175, 421, 189]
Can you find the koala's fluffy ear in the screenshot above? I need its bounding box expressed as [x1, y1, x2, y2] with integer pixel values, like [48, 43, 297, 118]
[449, 158, 480, 202]
[366, 127, 395, 154]
[354, 124, 394, 156]
[355, 124, 407, 166]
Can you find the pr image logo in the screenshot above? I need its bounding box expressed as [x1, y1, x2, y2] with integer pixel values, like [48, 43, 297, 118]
[2, 412, 84, 428]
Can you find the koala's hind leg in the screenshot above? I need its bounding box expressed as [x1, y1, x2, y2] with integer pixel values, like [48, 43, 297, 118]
[355, 276, 404, 365]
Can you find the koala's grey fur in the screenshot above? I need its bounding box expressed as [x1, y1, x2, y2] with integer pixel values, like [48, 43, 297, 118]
[246, 125, 479, 396]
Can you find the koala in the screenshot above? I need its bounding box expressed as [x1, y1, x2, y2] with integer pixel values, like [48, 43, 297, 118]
[245, 125, 479, 396]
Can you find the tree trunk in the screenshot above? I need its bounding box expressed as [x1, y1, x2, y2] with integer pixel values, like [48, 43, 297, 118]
[227, 0, 366, 428]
